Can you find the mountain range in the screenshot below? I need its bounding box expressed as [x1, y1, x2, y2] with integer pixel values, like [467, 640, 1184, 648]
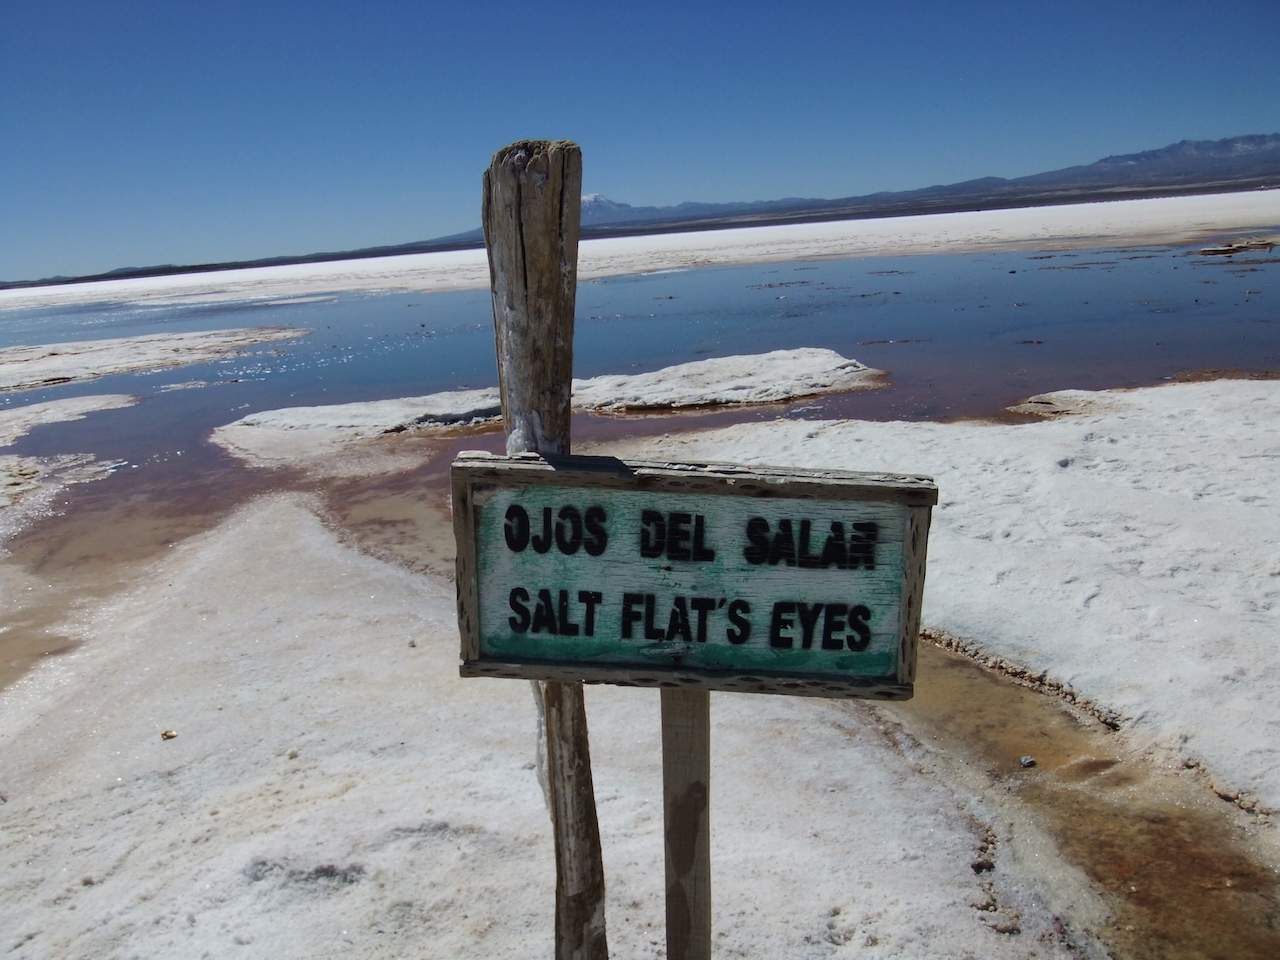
[567, 133, 1280, 236]
[9, 134, 1280, 289]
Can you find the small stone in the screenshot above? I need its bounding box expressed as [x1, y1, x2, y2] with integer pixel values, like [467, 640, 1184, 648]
[1019, 756, 1036, 768]
[161, 730, 178, 740]
[407, 639, 417, 648]
[988, 911, 1021, 935]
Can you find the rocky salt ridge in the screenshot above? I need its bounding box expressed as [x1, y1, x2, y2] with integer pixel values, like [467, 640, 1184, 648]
[571, 347, 882, 411]
[210, 348, 881, 472]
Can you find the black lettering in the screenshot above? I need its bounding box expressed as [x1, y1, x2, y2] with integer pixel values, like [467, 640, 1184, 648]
[769, 601, 797, 647]
[726, 599, 751, 644]
[665, 596, 692, 642]
[819, 522, 848, 569]
[821, 603, 848, 649]
[621, 593, 644, 639]
[643, 593, 664, 640]
[557, 589, 580, 635]
[690, 597, 716, 642]
[555, 506, 583, 555]
[768, 520, 797, 566]
[584, 506, 608, 556]
[531, 589, 558, 634]
[640, 510, 666, 558]
[666, 512, 692, 561]
[508, 587, 531, 632]
[530, 507, 554, 554]
[692, 515, 715, 561]
[797, 519, 822, 569]
[743, 517, 770, 565]
[578, 590, 602, 636]
[847, 604, 872, 650]
[849, 522, 878, 570]
[504, 505, 530, 552]
[796, 602, 823, 649]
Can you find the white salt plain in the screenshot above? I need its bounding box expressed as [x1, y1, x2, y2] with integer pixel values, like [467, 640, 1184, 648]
[1, 189, 1276, 311]
[601, 379, 1280, 813]
[0, 328, 307, 392]
[570, 347, 882, 411]
[209, 348, 882, 474]
[1, 193, 1279, 958]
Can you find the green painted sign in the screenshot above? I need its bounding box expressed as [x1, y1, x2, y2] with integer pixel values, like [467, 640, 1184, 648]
[453, 453, 936, 699]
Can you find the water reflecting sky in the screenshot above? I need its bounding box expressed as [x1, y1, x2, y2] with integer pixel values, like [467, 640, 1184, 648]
[0, 242, 1273, 464]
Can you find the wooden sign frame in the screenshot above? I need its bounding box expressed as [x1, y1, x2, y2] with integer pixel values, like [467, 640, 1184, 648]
[453, 450, 936, 700]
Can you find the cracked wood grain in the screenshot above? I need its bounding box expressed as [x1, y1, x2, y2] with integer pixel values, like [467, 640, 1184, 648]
[482, 139, 607, 960]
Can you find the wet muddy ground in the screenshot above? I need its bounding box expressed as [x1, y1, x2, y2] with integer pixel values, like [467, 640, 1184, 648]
[881, 642, 1280, 959]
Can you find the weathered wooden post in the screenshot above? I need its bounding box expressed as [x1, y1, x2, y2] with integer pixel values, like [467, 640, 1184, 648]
[662, 688, 711, 960]
[481, 139, 609, 960]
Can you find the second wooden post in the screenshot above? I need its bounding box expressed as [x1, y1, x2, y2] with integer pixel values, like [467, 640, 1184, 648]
[482, 139, 608, 960]
[662, 688, 711, 960]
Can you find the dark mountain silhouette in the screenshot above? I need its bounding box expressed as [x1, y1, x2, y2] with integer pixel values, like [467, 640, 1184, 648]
[7, 134, 1278, 289]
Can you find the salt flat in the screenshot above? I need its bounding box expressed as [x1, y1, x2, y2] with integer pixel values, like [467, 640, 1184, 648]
[209, 349, 881, 474]
[218, 353, 1280, 816]
[1, 189, 1275, 311]
[2, 191, 1279, 957]
[5, 369, 1276, 956]
[0, 328, 308, 392]
[0, 495, 1086, 959]
[598, 378, 1280, 815]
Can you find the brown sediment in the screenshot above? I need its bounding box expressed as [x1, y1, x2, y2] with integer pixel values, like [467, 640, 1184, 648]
[1171, 368, 1280, 383]
[879, 642, 1280, 960]
[0, 453, 291, 690]
[318, 461, 460, 578]
[0, 605, 84, 692]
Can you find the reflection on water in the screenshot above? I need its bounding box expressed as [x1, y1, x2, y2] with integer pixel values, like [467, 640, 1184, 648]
[1, 243, 1275, 463]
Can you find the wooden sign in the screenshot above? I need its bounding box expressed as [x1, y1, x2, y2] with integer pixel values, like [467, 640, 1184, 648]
[454, 451, 936, 699]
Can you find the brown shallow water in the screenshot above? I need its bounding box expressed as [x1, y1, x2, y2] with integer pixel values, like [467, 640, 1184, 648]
[3, 393, 1280, 957]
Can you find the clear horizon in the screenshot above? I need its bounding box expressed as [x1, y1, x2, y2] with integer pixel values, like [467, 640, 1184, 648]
[3, 0, 1278, 281]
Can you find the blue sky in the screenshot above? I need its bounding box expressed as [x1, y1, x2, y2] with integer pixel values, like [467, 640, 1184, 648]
[3, 0, 1278, 281]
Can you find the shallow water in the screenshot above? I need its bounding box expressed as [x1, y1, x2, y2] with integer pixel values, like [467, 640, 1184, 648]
[1, 243, 1276, 459]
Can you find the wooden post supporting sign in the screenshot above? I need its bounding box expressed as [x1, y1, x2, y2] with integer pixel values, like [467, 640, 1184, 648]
[662, 688, 711, 960]
[481, 140, 608, 960]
